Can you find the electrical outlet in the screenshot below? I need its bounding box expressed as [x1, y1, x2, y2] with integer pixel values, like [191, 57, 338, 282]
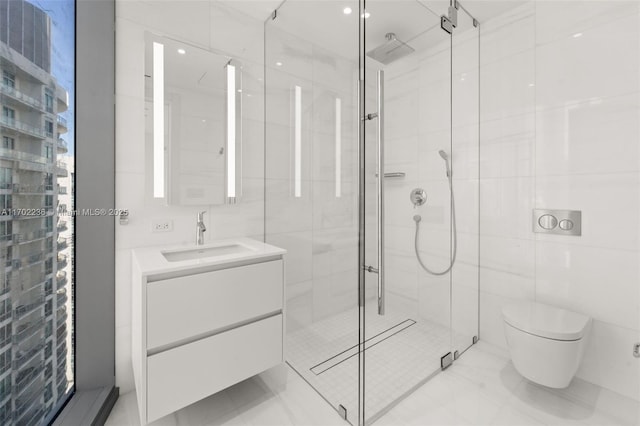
[151, 219, 173, 232]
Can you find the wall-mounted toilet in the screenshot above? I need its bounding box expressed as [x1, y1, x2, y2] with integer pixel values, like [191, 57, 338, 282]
[502, 302, 591, 388]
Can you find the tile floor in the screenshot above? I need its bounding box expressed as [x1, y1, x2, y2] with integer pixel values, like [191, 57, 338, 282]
[106, 342, 639, 426]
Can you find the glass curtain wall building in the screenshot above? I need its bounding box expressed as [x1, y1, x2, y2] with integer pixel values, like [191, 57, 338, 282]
[0, 0, 75, 424]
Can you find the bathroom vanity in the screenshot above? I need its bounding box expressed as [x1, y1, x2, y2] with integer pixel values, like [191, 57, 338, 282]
[131, 238, 286, 424]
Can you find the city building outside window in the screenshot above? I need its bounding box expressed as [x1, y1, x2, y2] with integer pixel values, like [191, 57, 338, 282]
[0, 1, 75, 423]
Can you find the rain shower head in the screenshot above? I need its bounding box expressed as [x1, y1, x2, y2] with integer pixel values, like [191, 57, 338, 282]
[366, 33, 415, 65]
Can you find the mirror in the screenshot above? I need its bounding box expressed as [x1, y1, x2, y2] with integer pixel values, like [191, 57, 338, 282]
[144, 33, 242, 205]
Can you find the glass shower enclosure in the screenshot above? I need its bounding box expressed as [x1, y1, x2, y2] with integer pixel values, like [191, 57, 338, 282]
[265, 1, 479, 424]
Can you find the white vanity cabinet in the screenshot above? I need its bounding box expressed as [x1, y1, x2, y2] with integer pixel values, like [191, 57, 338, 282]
[131, 239, 286, 424]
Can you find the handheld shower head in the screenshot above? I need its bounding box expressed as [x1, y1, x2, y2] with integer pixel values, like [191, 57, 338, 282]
[439, 150, 451, 178]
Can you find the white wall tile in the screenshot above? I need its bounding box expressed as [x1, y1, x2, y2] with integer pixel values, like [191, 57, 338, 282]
[536, 14, 639, 110]
[480, 49, 535, 122]
[115, 94, 146, 174]
[480, 177, 534, 239]
[535, 94, 640, 176]
[535, 0, 639, 46]
[535, 241, 639, 330]
[115, 19, 145, 98]
[480, 2, 535, 66]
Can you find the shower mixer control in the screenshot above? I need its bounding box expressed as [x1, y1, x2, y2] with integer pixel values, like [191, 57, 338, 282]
[410, 188, 427, 208]
[533, 209, 581, 236]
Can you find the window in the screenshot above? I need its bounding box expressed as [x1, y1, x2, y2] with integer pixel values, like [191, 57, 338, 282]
[45, 119, 54, 137]
[2, 70, 15, 88]
[0, 375, 10, 397]
[45, 144, 54, 160]
[0, 349, 10, 375]
[0, 195, 11, 209]
[0, 324, 11, 347]
[0, 300, 11, 322]
[1, 2, 76, 423]
[3, 246, 11, 267]
[2, 106, 15, 126]
[44, 173, 53, 191]
[0, 221, 12, 239]
[0, 168, 11, 189]
[1, 136, 14, 150]
[45, 89, 54, 113]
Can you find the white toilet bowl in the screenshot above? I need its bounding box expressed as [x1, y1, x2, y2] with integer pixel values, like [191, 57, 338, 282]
[502, 302, 591, 388]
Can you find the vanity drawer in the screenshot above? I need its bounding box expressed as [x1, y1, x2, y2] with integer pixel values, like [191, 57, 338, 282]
[147, 314, 283, 423]
[147, 259, 283, 350]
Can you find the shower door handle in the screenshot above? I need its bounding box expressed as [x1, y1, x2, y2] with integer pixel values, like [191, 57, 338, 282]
[377, 70, 385, 316]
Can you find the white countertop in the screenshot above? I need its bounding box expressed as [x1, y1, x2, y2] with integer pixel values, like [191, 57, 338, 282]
[132, 237, 286, 277]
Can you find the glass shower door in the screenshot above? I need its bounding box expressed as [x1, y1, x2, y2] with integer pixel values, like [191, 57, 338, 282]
[361, 0, 481, 423]
[360, 0, 454, 423]
[264, 1, 364, 424]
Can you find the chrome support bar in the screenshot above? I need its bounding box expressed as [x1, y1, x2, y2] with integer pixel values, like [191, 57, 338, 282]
[363, 265, 379, 274]
[377, 70, 385, 316]
[375, 172, 405, 178]
[357, 79, 366, 309]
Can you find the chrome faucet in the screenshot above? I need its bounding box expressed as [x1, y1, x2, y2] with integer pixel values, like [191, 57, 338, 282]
[196, 211, 206, 245]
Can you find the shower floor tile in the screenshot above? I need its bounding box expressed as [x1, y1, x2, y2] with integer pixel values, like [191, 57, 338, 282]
[286, 300, 467, 423]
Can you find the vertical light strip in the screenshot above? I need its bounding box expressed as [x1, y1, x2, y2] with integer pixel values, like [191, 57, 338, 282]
[294, 85, 302, 198]
[227, 64, 236, 199]
[152, 42, 164, 198]
[335, 97, 342, 198]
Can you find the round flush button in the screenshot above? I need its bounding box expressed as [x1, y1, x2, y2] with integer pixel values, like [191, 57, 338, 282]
[538, 214, 558, 230]
[559, 219, 574, 231]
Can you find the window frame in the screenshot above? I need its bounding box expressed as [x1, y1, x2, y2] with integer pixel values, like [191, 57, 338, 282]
[52, 0, 117, 424]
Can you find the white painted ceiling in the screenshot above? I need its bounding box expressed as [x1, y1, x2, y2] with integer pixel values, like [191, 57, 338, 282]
[220, 0, 526, 60]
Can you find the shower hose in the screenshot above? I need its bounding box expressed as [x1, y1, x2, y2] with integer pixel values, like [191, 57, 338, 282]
[414, 176, 457, 276]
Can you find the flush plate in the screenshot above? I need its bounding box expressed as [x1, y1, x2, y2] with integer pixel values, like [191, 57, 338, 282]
[533, 209, 581, 236]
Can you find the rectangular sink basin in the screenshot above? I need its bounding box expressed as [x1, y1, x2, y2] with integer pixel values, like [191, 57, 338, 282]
[162, 244, 250, 262]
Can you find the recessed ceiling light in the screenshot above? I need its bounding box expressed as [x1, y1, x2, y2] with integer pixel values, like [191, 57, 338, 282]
[361, 11, 370, 19]
[528, 83, 535, 87]
[573, 32, 583, 38]
[343, 7, 352, 15]
[177, 48, 186, 54]
[276, 62, 283, 67]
